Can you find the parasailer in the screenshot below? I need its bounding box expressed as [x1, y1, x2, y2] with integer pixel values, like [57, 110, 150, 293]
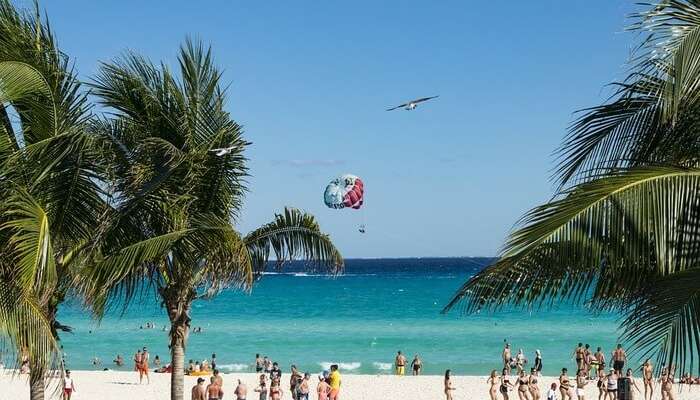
[324, 174, 364, 210]
[324, 174, 366, 233]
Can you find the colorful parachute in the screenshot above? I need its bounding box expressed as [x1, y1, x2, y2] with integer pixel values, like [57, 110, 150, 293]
[324, 174, 364, 210]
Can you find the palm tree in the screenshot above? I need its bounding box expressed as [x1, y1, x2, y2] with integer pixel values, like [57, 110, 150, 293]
[0, 2, 104, 398]
[444, 1, 700, 375]
[84, 40, 343, 400]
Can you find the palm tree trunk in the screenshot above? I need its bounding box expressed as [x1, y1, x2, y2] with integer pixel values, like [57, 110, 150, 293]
[167, 299, 191, 400]
[29, 369, 44, 400]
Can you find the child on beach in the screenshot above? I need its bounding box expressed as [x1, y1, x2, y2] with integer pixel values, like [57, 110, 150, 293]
[547, 383, 558, 400]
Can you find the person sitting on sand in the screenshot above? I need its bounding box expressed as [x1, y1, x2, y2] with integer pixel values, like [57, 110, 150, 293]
[207, 375, 224, 400]
[255, 374, 268, 400]
[576, 369, 588, 400]
[192, 377, 207, 400]
[547, 383, 558, 400]
[235, 379, 247, 400]
[487, 370, 499, 400]
[501, 367, 514, 400]
[395, 351, 407, 376]
[529, 367, 540, 400]
[189, 360, 195, 373]
[411, 354, 422, 375]
[62, 370, 76, 400]
[317, 374, 330, 400]
[154, 355, 161, 368]
[329, 364, 341, 400]
[195, 361, 202, 372]
[642, 359, 654, 400]
[270, 378, 282, 400]
[559, 368, 571, 400]
[114, 354, 124, 366]
[444, 369, 456, 400]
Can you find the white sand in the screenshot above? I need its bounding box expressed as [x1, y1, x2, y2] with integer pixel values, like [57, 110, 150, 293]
[1, 370, 697, 400]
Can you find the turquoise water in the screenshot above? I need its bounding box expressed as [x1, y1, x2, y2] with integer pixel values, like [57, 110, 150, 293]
[57, 258, 621, 375]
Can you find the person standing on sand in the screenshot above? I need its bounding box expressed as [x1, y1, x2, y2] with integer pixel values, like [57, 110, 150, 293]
[140, 346, 150, 384]
[329, 364, 341, 400]
[488, 369, 500, 400]
[270, 362, 282, 381]
[192, 377, 207, 400]
[235, 379, 247, 400]
[574, 343, 585, 372]
[546, 383, 558, 400]
[606, 368, 618, 400]
[516, 370, 530, 400]
[289, 364, 302, 400]
[529, 367, 541, 400]
[298, 373, 310, 400]
[504, 343, 512, 369]
[411, 354, 422, 375]
[270, 378, 282, 400]
[626, 369, 642, 400]
[594, 347, 606, 373]
[660, 366, 675, 400]
[213, 369, 223, 387]
[642, 359, 654, 400]
[559, 368, 571, 400]
[596, 367, 607, 400]
[444, 369, 456, 400]
[207, 375, 224, 400]
[612, 344, 626, 374]
[317, 374, 331, 400]
[516, 349, 527, 374]
[501, 367, 514, 400]
[576, 369, 588, 400]
[264, 357, 272, 374]
[254, 374, 268, 400]
[211, 353, 217, 370]
[62, 370, 76, 400]
[256, 354, 264, 373]
[395, 351, 407, 376]
[534, 350, 543, 376]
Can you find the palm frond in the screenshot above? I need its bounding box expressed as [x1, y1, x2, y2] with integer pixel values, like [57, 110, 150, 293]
[245, 207, 344, 276]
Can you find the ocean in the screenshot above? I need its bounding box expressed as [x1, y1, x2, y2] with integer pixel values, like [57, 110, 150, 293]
[56, 258, 621, 375]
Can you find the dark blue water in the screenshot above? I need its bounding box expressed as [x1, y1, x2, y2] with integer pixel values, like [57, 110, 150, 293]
[57, 258, 620, 375]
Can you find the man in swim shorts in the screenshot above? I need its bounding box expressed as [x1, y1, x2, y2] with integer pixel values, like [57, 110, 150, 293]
[192, 377, 207, 400]
[207, 376, 224, 400]
[612, 344, 626, 374]
[395, 351, 407, 376]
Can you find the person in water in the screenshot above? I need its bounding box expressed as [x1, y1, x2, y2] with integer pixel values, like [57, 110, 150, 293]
[487, 369, 499, 400]
[192, 377, 206, 400]
[113, 354, 124, 367]
[411, 354, 422, 375]
[503, 343, 512, 369]
[255, 354, 264, 373]
[395, 351, 407, 376]
[444, 369, 456, 400]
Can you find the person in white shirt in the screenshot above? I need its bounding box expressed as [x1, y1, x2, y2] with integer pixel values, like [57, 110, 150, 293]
[63, 370, 76, 400]
[547, 382, 558, 400]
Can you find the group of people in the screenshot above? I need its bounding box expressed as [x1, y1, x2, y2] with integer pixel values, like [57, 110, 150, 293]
[394, 350, 423, 375]
[480, 342, 678, 400]
[196, 358, 342, 400]
[188, 353, 217, 374]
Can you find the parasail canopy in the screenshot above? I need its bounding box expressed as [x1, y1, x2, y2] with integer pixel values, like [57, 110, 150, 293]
[324, 174, 364, 210]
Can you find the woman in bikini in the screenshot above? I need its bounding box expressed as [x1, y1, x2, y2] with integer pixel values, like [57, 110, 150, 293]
[317, 375, 330, 400]
[528, 367, 540, 400]
[576, 369, 588, 400]
[487, 369, 500, 400]
[660, 367, 675, 400]
[597, 366, 607, 400]
[560, 368, 571, 400]
[501, 367, 515, 400]
[516, 370, 531, 400]
[444, 369, 456, 400]
[642, 359, 654, 400]
[270, 378, 282, 400]
[625, 369, 642, 400]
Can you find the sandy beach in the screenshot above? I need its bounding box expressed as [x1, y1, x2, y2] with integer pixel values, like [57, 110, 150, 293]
[2, 370, 698, 400]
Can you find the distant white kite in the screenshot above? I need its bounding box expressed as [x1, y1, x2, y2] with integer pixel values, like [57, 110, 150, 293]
[209, 146, 236, 156]
[386, 95, 439, 111]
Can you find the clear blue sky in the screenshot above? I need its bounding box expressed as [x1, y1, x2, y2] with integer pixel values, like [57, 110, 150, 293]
[38, 0, 634, 258]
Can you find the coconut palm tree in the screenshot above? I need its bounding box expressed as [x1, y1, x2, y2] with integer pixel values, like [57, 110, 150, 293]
[445, 1, 700, 375]
[0, 2, 105, 399]
[84, 40, 342, 400]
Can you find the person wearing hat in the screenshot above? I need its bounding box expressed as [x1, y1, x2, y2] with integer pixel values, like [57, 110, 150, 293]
[191, 377, 206, 400]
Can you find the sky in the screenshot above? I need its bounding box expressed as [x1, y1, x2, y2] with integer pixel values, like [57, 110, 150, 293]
[35, 1, 635, 258]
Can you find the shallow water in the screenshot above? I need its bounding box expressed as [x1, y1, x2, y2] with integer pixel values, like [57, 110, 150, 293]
[56, 258, 620, 375]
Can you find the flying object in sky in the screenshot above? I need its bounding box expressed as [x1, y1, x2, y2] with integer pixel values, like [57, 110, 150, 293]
[386, 95, 439, 111]
[209, 146, 236, 156]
